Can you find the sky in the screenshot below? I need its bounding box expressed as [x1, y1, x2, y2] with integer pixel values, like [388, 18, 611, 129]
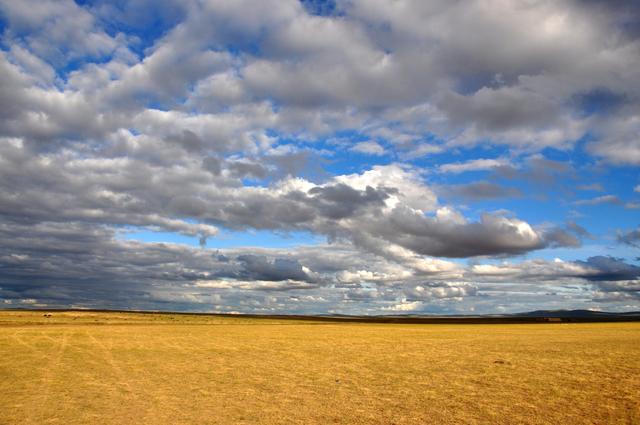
[0, 0, 639, 315]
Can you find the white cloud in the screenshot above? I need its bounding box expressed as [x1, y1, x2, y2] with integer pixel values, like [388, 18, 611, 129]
[349, 141, 386, 156]
[438, 158, 510, 174]
[625, 202, 640, 210]
[574, 195, 622, 206]
[335, 164, 437, 212]
[0, 0, 638, 313]
[383, 300, 423, 312]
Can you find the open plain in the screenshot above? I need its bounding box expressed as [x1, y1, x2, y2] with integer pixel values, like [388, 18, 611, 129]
[1, 310, 639, 424]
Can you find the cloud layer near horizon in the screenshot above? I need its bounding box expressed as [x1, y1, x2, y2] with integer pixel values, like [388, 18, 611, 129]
[0, 0, 638, 313]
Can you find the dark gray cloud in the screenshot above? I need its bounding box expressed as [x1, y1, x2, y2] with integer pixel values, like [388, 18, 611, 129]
[1, 0, 638, 313]
[0, 138, 571, 259]
[1, 0, 639, 162]
[579, 255, 640, 301]
[573, 0, 640, 38]
[306, 183, 392, 219]
[543, 228, 581, 249]
[494, 156, 575, 186]
[443, 181, 522, 201]
[618, 228, 640, 248]
[0, 217, 636, 313]
[351, 207, 577, 258]
[235, 255, 318, 283]
[439, 87, 557, 133]
[566, 221, 593, 239]
[574, 256, 640, 281]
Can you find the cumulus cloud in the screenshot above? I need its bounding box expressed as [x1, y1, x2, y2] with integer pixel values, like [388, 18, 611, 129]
[0, 0, 638, 313]
[382, 301, 423, 312]
[0, 217, 636, 313]
[404, 282, 478, 301]
[438, 158, 510, 174]
[574, 256, 640, 281]
[349, 140, 386, 156]
[351, 207, 577, 258]
[0, 0, 120, 63]
[1, 0, 639, 156]
[618, 228, 640, 248]
[235, 255, 319, 283]
[433, 255, 637, 289]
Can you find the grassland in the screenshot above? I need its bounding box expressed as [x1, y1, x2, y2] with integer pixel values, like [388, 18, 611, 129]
[1, 311, 639, 424]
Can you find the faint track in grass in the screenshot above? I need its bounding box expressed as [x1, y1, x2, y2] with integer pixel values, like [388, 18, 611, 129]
[24, 329, 69, 424]
[83, 330, 144, 407]
[10, 330, 49, 359]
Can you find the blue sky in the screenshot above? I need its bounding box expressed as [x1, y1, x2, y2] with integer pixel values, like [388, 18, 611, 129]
[0, 0, 638, 314]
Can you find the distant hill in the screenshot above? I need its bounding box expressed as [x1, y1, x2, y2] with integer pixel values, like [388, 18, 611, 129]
[2, 307, 640, 323]
[510, 309, 640, 319]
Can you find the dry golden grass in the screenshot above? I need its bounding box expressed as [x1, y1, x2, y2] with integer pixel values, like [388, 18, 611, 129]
[1, 311, 639, 424]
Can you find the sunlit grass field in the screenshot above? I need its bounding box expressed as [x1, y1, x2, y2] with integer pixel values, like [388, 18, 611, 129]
[1, 311, 639, 424]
